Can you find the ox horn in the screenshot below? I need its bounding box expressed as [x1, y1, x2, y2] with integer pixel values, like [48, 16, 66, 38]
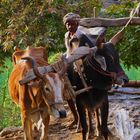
[58, 55, 68, 77]
[58, 63, 68, 77]
[21, 56, 46, 81]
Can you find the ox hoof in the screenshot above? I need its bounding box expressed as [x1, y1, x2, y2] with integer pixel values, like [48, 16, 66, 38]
[94, 136, 104, 140]
[108, 132, 120, 140]
[67, 120, 78, 129]
[59, 110, 67, 118]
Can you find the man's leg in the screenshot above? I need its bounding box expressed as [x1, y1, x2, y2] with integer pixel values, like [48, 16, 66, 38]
[67, 99, 79, 127]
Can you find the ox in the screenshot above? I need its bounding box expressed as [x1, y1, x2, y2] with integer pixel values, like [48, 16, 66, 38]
[8, 47, 66, 140]
[65, 45, 129, 140]
[63, 26, 129, 140]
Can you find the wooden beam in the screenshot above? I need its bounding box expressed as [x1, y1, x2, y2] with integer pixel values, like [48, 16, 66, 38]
[19, 47, 94, 84]
[122, 80, 140, 87]
[19, 65, 54, 85]
[79, 17, 140, 27]
[108, 88, 140, 95]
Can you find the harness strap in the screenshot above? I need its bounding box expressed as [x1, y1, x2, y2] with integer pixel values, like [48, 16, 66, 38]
[74, 60, 88, 88]
[85, 54, 114, 78]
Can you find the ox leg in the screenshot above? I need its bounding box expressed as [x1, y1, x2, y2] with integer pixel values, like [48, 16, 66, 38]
[67, 99, 79, 127]
[40, 114, 50, 140]
[88, 111, 94, 133]
[94, 109, 101, 136]
[76, 99, 88, 140]
[21, 113, 33, 140]
[100, 94, 110, 140]
[87, 111, 95, 139]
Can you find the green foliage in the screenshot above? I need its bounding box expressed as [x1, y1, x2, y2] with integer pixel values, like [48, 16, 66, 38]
[48, 52, 62, 64]
[0, 1, 69, 53]
[105, 1, 135, 18]
[0, 58, 21, 128]
[119, 26, 140, 68]
[0, 0, 102, 55]
[104, 1, 140, 68]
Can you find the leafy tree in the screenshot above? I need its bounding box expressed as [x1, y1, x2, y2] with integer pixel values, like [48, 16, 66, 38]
[0, 0, 101, 54]
[0, 0, 140, 67]
[104, 0, 140, 68]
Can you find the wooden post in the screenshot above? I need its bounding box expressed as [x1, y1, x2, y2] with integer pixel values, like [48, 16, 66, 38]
[93, 7, 96, 18]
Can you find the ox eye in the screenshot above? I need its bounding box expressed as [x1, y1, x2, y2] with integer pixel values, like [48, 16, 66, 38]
[44, 87, 51, 93]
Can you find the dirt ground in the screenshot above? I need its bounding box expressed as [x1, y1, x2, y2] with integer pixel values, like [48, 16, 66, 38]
[0, 91, 140, 140]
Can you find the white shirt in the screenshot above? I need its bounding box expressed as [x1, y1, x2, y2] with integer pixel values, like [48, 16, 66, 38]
[64, 27, 84, 57]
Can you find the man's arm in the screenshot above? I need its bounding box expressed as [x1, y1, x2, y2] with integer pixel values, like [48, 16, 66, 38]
[109, 27, 125, 46]
[64, 32, 72, 57]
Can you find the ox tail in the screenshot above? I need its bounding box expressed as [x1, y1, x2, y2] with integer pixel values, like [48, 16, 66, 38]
[21, 56, 46, 81]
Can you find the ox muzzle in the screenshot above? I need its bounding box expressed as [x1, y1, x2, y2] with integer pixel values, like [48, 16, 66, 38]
[115, 71, 129, 85]
[51, 103, 67, 118]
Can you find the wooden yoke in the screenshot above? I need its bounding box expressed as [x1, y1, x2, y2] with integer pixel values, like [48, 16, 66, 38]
[19, 47, 94, 98]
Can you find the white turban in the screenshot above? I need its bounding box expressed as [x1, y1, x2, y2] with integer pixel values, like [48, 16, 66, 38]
[63, 12, 80, 25]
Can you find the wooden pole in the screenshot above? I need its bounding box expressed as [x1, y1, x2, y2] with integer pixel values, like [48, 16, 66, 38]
[93, 7, 96, 18]
[79, 17, 140, 27]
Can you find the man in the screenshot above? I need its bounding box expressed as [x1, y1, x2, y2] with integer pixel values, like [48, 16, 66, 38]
[63, 12, 95, 57]
[63, 12, 93, 127]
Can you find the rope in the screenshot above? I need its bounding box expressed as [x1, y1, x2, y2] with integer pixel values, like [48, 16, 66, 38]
[85, 53, 113, 78]
[121, 3, 140, 30]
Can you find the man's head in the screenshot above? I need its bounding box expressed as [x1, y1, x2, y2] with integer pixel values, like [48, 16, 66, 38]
[63, 12, 80, 33]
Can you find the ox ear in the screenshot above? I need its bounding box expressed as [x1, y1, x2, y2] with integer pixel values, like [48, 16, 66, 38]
[14, 46, 21, 51]
[12, 50, 25, 65]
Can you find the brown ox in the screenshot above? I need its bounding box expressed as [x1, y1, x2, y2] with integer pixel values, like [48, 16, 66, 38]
[8, 47, 66, 140]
